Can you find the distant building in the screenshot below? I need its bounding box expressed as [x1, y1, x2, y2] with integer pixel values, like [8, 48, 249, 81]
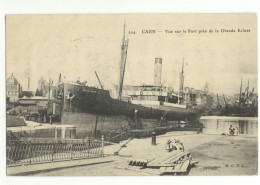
[19, 96, 49, 106]
[6, 73, 21, 102]
[183, 87, 209, 106]
[204, 81, 209, 94]
[38, 76, 46, 91]
[179, 61, 184, 92]
[42, 85, 57, 99]
[183, 87, 197, 105]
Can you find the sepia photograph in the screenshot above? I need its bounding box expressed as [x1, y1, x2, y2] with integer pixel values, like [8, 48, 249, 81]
[5, 13, 258, 176]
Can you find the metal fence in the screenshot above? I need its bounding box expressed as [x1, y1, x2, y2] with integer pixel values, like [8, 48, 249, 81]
[7, 137, 104, 166]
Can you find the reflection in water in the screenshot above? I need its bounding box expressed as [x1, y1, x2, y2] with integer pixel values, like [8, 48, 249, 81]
[200, 116, 258, 135]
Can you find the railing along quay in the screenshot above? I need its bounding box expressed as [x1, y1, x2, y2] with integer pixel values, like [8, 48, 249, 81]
[7, 136, 104, 167]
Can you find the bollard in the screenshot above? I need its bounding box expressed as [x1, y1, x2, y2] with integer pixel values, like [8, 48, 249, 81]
[49, 116, 52, 125]
[151, 131, 156, 145]
[101, 135, 104, 157]
[29, 142, 32, 164]
[70, 141, 74, 160]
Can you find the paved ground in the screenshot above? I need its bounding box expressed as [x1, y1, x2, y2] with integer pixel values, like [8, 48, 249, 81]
[7, 131, 258, 176]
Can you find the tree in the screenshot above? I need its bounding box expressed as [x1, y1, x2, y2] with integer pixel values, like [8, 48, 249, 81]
[35, 88, 40, 96]
[39, 89, 43, 96]
[19, 91, 33, 98]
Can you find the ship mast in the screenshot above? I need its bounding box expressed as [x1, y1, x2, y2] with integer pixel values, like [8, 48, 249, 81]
[118, 22, 129, 100]
[217, 94, 220, 109]
[181, 58, 184, 76]
[223, 94, 226, 107]
[239, 78, 242, 106]
[246, 79, 250, 99]
[178, 57, 185, 104]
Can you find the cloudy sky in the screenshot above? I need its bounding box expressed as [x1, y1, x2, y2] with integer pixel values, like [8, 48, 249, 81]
[6, 14, 257, 95]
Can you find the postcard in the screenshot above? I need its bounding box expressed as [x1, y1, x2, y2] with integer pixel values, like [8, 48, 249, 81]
[5, 14, 258, 176]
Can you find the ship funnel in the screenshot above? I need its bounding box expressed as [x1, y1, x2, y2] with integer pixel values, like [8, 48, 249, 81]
[154, 58, 162, 86]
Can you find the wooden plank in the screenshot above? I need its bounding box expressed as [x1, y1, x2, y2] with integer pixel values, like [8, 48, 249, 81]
[158, 151, 186, 164]
[148, 151, 190, 167]
[159, 166, 174, 173]
[159, 160, 190, 174]
[162, 152, 190, 164]
[128, 158, 148, 166]
[155, 151, 189, 164]
[172, 160, 190, 172]
[148, 151, 182, 165]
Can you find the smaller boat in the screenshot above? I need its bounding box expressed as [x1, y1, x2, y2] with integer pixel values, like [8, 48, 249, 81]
[223, 79, 258, 117]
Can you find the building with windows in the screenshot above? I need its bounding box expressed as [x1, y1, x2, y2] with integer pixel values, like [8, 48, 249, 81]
[6, 73, 21, 102]
[38, 76, 46, 91]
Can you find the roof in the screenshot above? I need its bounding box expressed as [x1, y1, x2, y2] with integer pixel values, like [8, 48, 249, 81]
[6, 115, 27, 127]
[7, 120, 76, 132]
[6, 73, 20, 85]
[39, 76, 45, 82]
[20, 96, 49, 100]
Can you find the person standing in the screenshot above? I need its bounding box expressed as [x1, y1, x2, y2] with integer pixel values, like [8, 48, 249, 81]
[229, 125, 234, 136]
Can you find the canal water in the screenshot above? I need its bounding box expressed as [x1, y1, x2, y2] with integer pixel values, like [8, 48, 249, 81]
[200, 116, 258, 136]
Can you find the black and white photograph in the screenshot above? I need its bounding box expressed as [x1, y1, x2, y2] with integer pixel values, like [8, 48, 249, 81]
[4, 13, 258, 176]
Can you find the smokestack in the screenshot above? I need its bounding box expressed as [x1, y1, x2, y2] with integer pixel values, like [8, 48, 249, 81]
[154, 58, 162, 86]
[28, 76, 30, 91]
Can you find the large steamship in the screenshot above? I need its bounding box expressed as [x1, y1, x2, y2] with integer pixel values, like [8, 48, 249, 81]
[49, 24, 200, 133]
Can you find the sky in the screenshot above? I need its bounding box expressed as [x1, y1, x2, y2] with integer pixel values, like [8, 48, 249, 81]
[6, 14, 258, 95]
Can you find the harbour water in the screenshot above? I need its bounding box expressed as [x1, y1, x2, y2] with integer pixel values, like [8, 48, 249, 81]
[200, 116, 258, 136]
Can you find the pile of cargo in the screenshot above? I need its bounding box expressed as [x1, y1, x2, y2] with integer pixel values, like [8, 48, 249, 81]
[128, 139, 198, 175]
[7, 105, 49, 123]
[7, 105, 39, 116]
[6, 115, 27, 127]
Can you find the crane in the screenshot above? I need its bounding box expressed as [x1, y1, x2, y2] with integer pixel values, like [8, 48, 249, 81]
[95, 71, 104, 90]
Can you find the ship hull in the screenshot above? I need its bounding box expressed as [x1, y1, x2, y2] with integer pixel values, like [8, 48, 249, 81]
[222, 106, 258, 117]
[60, 111, 168, 138]
[50, 83, 200, 133]
[58, 83, 199, 119]
[208, 106, 258, 117]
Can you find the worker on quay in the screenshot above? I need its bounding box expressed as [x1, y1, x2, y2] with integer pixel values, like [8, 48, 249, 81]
[235, 126, 239, 136]
[164, 139, 184, 152]
[174, 139, 184, 151]
[164, 139, 174, 152]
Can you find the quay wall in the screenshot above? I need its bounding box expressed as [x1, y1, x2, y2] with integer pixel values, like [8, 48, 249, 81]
[61, 112, 132, 138]
[61, 112, 164, 138]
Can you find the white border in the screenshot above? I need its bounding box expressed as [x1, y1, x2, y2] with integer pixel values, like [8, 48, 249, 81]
[1, 0, 259, 185]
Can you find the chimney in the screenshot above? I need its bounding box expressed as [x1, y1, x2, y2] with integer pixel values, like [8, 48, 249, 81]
[154, 58, 162, 86]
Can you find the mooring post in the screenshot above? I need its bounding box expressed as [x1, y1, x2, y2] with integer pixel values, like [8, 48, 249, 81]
[29, 142, 32, 164]
[49, 115, 52, 125]
[101, 135, 104, 157]
[87, 137, 91, 157]
[52, 141, 54, 162]
[71, 141, 74, 160]
[108, 132, 111, 144]
[152, 131, 156, 145]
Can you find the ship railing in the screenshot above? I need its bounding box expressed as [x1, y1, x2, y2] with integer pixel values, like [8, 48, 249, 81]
[6, 136, 105, 167]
